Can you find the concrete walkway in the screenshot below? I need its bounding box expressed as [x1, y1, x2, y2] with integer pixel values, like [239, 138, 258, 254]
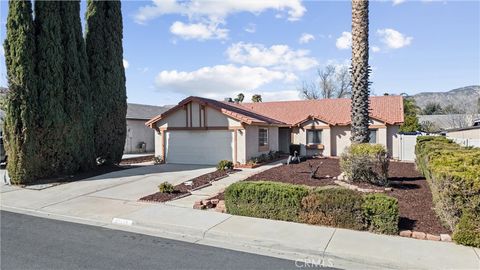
[1, 163, 479, 270]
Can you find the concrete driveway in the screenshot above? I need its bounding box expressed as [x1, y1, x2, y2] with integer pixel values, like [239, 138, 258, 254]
[0, 164, 215, 220]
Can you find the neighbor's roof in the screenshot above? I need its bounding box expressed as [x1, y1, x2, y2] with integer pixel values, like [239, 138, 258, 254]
[146, 95, 404, 127]
[127, 103, 173, 120]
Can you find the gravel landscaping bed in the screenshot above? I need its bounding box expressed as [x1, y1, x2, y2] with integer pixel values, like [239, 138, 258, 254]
[223, 158, 450, 235]
[139, 169, 236, 203]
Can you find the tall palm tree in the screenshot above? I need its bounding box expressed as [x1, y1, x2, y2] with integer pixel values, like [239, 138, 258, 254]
[350, 0, 371, 143]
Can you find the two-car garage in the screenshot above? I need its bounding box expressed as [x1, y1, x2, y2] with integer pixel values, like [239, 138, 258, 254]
[164, 130, 234, 165]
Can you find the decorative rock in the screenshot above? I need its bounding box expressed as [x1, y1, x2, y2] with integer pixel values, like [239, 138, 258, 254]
[412, 231, 426, 240]
[202, 199, 211, 206]
[440, 234, 452, 242]
[385, 187, 393, 192]
[211, 199, 220, 205]
[337, 172, 345, 181]
[426, 234, 441, 241]
[325, 175, 330, 178]
[193, 202, 205, 210]
[399, 230, 412, 237]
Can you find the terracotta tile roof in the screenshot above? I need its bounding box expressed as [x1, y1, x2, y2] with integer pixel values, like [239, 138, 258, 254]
[238, 96, 404, 125]
[147, 95, 404, 127]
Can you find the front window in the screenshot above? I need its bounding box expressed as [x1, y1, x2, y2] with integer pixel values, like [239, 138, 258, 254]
[259, 128, 268, 147]
[307, 130, 322, 144]
[369, 129, 377, 144]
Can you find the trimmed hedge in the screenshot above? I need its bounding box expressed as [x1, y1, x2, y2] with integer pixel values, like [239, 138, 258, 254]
[362, 193, 399, 235]
[415, 136, 480, 247]
[340, 143, 390, 186]
[225, 182, 399, 235]
[299, 187, 364, 230]
[224, 181, 309, 222]
[453, 211, 480, 248]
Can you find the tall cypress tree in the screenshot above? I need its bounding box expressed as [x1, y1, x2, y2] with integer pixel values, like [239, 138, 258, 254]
[34, 1, 66, 177]
[86, 0, 127, 164]
[3, 0, 38, 184]
[60, 1, 95, 172]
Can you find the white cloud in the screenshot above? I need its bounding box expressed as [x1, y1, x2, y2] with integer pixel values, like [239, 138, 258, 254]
[155, 64, 297, 98]
[226, 42, 318, 71]
[135, 0, 305, 24]
[244, 23, 256, 33]
[372, 46, 381, 52]
[392, 0, 406, 5]
[170, 21, 228, 40]
[299, 33, 315, 44]
[377, 28, 413, 49]
[123, 59, 129, 69]
[336, 32, 352, 50]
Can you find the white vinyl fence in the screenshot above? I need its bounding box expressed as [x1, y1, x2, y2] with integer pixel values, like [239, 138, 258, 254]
[398, 134, 419, 162]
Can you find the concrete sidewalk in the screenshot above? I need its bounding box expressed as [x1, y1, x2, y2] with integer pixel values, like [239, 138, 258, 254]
[1, 165, 479, 270]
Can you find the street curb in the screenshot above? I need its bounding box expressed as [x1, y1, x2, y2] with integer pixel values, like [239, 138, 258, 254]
[3, 204, 479, 270]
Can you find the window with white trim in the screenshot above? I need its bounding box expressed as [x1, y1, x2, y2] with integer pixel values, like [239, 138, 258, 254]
[307, 130, 322, 144]
[258, 128, 269, 147]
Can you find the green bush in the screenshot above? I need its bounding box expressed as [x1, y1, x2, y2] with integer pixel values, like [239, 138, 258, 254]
[158, 182, 174, 193]
[217, 160, 234, 171]
[362, 193, 399, 235]
[340, 143, 390, 186]
[453, 211, 480, 248]
[224, 181, 309, 222]
[299, 187, 364, 230]
[415, 136, 480, 232]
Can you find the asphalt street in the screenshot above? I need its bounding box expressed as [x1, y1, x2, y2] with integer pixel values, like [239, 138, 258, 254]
[0, 211, 335, 270]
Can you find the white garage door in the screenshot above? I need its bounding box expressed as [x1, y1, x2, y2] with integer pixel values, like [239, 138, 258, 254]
[166, 130, 234, 165]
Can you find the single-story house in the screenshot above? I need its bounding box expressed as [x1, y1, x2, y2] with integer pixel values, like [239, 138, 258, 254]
[146, 96, 404, 165]
[124, 103, 172, 154]
[442, 126, 480, 148]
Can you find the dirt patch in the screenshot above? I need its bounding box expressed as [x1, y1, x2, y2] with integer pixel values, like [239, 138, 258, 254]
[236, 158, 450, 235]
[139, 169, 236, 203]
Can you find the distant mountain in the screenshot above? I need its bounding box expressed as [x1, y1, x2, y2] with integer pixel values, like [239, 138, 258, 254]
[412, 85, 480, 113]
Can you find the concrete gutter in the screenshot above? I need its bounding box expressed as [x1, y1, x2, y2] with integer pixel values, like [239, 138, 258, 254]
[2, 203, 479, 270]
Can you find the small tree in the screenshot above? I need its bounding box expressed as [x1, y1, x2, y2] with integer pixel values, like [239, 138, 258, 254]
[422, 102, 443, 115]
[300, 65, 351, 100]
[252, 94, 262, 103]
[399, 97, 420, 132]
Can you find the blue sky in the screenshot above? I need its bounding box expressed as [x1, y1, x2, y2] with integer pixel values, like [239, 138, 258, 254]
[0, 0, 479, 106]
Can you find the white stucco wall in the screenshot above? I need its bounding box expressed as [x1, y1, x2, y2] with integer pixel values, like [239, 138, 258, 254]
[236, 129, 247, 164]
[245, 126, 279, 160]
[124, 119, 155, 154]
[206, 107, 242, 127]
[158, 108, 186, 128]
[387, 125, 400, 159]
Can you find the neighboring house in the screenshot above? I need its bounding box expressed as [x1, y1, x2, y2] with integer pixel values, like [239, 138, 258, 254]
[124, 103, 172, 154]
[442, 126, 480, 148]
[146, 96, 404, 165]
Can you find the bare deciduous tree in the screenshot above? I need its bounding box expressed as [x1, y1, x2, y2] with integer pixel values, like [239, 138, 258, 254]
[299, 64, 351, 100]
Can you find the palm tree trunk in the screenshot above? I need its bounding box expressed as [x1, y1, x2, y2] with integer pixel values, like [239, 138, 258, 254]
[350, 0, 371, 143]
